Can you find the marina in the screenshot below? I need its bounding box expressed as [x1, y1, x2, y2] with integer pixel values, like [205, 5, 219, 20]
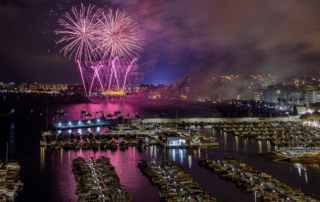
[198, 157, 319, 202]
[0, 144, 24, 201]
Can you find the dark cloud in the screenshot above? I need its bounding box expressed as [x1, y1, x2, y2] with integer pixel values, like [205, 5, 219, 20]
[0, 0, 320, 85]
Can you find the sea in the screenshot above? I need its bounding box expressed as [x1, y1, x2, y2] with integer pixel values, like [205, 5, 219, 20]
[0, 96, 319, 202]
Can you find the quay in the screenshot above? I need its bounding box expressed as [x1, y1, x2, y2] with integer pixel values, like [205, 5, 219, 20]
[54, 117, 117, 129]
[198, 157, 319, 202]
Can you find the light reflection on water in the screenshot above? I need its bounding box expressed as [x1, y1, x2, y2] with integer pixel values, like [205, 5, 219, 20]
[9, 122, 320, 202]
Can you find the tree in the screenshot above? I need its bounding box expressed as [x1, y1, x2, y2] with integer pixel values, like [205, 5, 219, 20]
[293, 105, 298, 115]
[282, 98, 286, 104]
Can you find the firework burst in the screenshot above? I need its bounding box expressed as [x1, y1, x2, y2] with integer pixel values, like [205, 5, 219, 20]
[97, 9, 144, 62]
[55, 4, 103, 63]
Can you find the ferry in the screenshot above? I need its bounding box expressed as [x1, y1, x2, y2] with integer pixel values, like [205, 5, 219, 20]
[54, 116, 117, 129]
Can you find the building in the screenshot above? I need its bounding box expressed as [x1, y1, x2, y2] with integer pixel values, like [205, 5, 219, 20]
[157, 131, 199, 148]
[28, 83, 37, 92]
[305, 90, 320, 105]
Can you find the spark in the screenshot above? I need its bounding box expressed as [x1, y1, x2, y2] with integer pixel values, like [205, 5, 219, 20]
[55, 4, 103, 63]
[96, 9, 143, 62]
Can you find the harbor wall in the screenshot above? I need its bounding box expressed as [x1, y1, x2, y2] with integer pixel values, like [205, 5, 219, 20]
[140, 116, 302, 124]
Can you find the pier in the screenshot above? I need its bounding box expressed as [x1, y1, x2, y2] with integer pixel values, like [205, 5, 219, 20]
[198, 157, 319, 202]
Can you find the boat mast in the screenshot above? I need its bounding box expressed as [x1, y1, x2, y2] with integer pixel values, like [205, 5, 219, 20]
[6, 142, 8, 176]
[46, 106, 48, 131]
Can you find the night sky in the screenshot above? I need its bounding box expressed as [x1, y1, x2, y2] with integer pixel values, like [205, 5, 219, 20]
[1, 0, 320, 84]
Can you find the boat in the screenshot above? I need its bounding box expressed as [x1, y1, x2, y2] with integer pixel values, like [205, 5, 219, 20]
[114, 111, 121, 115]
[107, 114, 113, 117]
[110, 141, 117, 150]
[138, 138, 145, 148]
[81, 110, 86, 114]
[119, 141, 128, 149]
[54, 110, 65, 116]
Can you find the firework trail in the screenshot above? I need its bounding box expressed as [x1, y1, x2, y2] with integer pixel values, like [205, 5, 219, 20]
[97, 9, 143, 63]
[55, 4, 103, 63]
[89, 64, 105, 94]
[122, 58, 137, 91]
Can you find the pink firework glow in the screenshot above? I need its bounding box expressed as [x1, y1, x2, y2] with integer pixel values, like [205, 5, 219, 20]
[55, 5, 143, 95]
[97, 9, 144, 62]
[55, 4, 103, 63]
[89, 64, 105, 94]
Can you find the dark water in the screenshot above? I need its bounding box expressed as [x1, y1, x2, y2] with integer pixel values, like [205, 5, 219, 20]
[0, 98, 320, 202]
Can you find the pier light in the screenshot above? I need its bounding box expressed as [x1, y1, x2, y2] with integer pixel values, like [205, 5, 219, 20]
[69, 121, 71, 125]
[58, 130, 61, 134]
[181, 189, 183, 192]
[78, 121, 81, 125]
[250, 178, 252, 181]
[261, 183, 263, 186]
[241, 173, 243, 176]
[68, 130, 71, 134]
[88, 120, 91, 124]
[59, 122, 61, 126]
[189, 197, 192, 200]
[97, 119, 100, 123]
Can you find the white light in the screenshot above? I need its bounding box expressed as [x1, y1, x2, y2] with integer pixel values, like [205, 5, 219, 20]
[59, 122, 61, 126]
[68, 121, 71, 125]
[97, 119, 100, 123]
[78, 121, 81, 125]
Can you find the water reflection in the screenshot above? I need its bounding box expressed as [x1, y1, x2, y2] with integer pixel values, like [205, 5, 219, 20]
[172, 149, 176, 162]
[305, 172, 308, 184]
[258, 141, 262, 153]
[150, 145, 153, 160]
[179, 149, 183, 164]
[154, 146, 157, 160]
[244, 138, 247, 152]
[235, 136, 238, 152]
[61, 148, 63, 163]
[188, 155, 192, 170]
[9, 122, 15, 154]
[40, 147, 45, 175]
[267, 141, 271, 152]
[224, 132, 227, 150]
[198, 148, 201, 159]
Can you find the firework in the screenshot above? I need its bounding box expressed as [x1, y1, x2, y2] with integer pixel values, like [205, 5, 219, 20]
[89, 64, 105, 94]
[55, 5, 143, 96]
[55, 4, 103, 63]
[97, 9, 143, 62]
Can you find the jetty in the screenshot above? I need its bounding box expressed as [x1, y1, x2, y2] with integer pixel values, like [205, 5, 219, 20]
[138, 159, 219, 202]
[72, 157, 132, 202]
[198, 157, 319, 202]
